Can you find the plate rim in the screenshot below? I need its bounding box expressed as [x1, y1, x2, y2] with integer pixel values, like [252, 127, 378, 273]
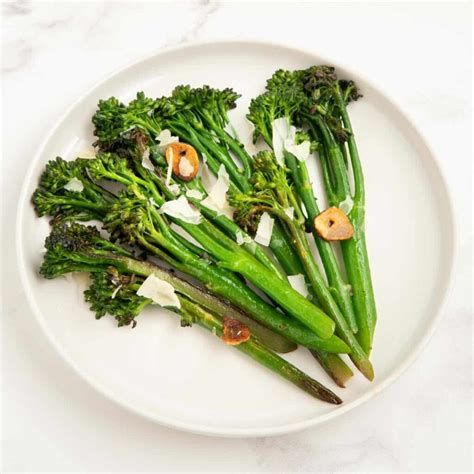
[15, 39, 457, 437]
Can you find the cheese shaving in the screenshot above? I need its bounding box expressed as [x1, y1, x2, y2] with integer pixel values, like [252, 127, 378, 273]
[186, 189, 204, 200]
[254, 212, 274, 247]
[288, 274, 309, 298]
[200, 164, 234, 219]
[63, 177, 84, 192]
[136, 274, 181, 309]
[235, 231, 253, 245]
[339, 195, 354, 215]
[156, 129, 179, 153]
[285, 140, 311, 162]
[141, 148, 155, 171]
[167, 184, 181, 196]
[272, 117, 296, 165]
[158, 195, 201, 224]
[199, 153, 215, 191]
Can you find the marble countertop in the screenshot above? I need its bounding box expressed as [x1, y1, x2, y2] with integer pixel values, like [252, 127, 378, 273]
[2, 1, 471, 472]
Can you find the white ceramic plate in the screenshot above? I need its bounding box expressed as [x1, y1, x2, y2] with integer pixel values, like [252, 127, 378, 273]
[17, 41, 455, 437]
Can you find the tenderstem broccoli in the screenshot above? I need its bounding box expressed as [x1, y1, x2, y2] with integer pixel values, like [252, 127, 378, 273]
[41, 222, 341, 404]
[33, 155, 348, 353]
[90, 88, 366, 381]
[229, 150, 373, 380]
[92, 88, 307, 285]
[250, 66, 377, 356]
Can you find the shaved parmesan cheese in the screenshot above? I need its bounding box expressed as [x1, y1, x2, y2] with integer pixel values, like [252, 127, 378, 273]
[209, 165, 229, 208]
[254, 212, 274, 247]
[178, 156, 194, 178]
[63, 177, 84, 192]
[165, 148, 174, 186]
[272, 118, 311, 163]
[141, 148, 155, 171]
[200, 165, 234, 219]
[284, 207, 294, 220]
[272, 117, 296, 165]
[159, 195, 201, 224]
[339, 195, 354, 215]
[111, 284, 122, 299]
[288, 274, 309, 298]
[286, 140, 310, 162]
[186, 189, 204, 200]
[235, 231, 253, 245]
[156, 129, 179, 153]
[167, 184, 181, 196]
[199, 153, 216, 191]
[136, 274, 180, 308]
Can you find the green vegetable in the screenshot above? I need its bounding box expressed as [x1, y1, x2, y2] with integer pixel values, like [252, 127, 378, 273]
[91, 87, 369, 376]
[34, 163, 347, 353]
[249, 66, 377, 357]
[84, 152, 336, 339]
[248, 84, 357, 334]
[182, 299, 341, 404]
[33, 67, 378, 400]
[229, 150, 373, 380]
[302, 66, 377, 355]
[92, 88, 307, 288]
[42, 224, 340, 403]
[310, 351, 353, 388]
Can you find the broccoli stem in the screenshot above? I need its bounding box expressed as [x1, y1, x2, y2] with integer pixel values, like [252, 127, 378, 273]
[177, 218, 336, 339]
[121, 255, 349, 354]
[166, 118, 307, 280]
[214, 129, 253, 179]
[273, 211, 373, 380]
[191, 107, 253, 179]
[340, 229, 376, 354]
[118, 257, 296, 353]
[269, 221, 307, 275]
[189, 197, 285, 279]
[45, 155, 343, 351]
[283, 150, 358, 334]
[310, 350, 353, 388]
[236, 203, 353, 387]
[336, 94, 377, 355]
[190, 116, 355, 380]
[179, 298, 342, 404]
[167, 117, 251, 193]
[308, 110, 377, 355]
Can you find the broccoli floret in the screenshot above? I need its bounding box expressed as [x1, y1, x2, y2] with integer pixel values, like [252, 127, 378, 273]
[247, 89, 307, 145]
[229, 150, 300, 233]
[32, 157, 113, 221]
[92, 92, 161, 153]
[40, 223, 133, 279]
[85, 268, 148, 327]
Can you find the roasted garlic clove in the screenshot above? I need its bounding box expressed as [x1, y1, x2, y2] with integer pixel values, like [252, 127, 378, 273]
[166, 143, 199, 181]
[221, 317, 250, 346]
[314, 206, 354, 241]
